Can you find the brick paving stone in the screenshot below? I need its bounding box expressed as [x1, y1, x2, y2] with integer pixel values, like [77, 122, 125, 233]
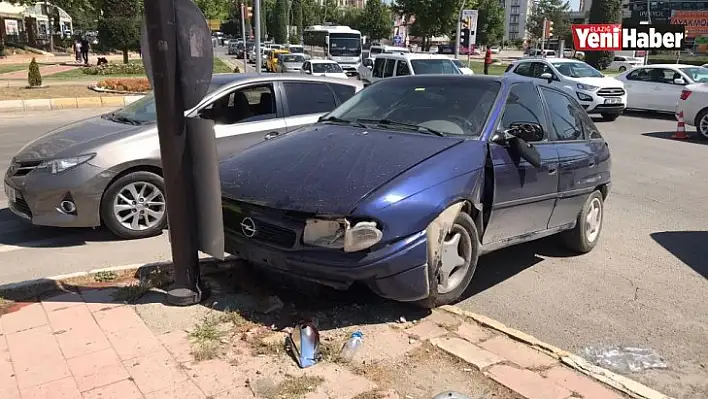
[305, 363, 378, 398]
[427, 310, 462, 327]
[354, 325, 420, 363]
[82, 379, 144, 399]
[41, 291, 84, 313]
[456, 322, 493, 343]
[5, 325, 71, 389]
[1, 302, 47, 334]
[80, 288, 125, 313]
[405, 320, 448, 341]
[143, 379, 206, 399]
[67, 348, 130, 392]
[211, 385, 256, 398]
[479, 336, 557, 369]
[123, 348, 189, 394]
[47, 304, 111, 359]
[157, 330, 193, 363]
[430, 336, 503, 370]
[544, 365, 623, 399]
[93, 306, 162, 360]
[486, 364, 572, 399]
[19, 376, 82, 399]
[0, 334, 20, 399]
[183, 359, 247, 397]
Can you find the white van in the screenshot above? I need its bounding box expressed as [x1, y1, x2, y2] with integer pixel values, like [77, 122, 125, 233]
[362, 53, 461, 85]
[369, 45, 410, 57]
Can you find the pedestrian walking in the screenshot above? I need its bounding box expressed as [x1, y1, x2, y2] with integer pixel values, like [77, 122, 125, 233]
[484, 47, 492, 75]
[74, 38, 82, 63]
[80, 37, 90, 65]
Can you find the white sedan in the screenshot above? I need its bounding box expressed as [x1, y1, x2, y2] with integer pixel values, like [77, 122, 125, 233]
[301, 60, 349, 80]
[451, 59, 474, 75]
[613, 64, 708, 113]
[607, 55, 643, 72]
[676, 83, 708, 139]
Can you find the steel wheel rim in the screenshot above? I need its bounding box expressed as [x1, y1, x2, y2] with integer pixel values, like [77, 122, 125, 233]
[699, 114, 708, 138]
[585, 197, 602, 243]
[437, 224, 472, 295]
[112, 182, 165, 231]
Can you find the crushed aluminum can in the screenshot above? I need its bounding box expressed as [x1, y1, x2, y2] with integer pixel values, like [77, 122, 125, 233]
[286, 321, 320, 368]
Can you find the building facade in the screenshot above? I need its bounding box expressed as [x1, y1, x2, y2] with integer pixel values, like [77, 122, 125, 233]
[502, 0, 534, 42]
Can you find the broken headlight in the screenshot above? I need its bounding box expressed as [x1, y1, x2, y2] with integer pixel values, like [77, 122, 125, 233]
[303, 218, 383, 252]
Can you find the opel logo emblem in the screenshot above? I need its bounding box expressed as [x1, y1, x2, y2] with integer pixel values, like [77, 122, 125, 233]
[240, 217, 257, 238]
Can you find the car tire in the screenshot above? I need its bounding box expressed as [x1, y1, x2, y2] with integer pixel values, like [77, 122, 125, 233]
[618, 66, 627, 72]
[100, 171, 167, 240]
[561, 190, 604, 254]
[695, 108, 708, 140]
[415, 212, 480, 309]
[601, 112, 621, 121]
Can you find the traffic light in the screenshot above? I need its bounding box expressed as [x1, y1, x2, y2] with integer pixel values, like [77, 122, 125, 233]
[460, 28, 470, 49]
[545, 20, 554, 38]
[247, 6, 253, 18]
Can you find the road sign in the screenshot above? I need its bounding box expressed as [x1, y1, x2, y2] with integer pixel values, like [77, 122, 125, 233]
[462, 9, 477, 18]
[393, 34, 402, 45]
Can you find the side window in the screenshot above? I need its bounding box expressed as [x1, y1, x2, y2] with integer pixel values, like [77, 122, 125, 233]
[540, 87, 584, 141]
[302, 61, 310, 71]
[283, 82, 337, 116]
[530, 62, 552, 78]
[577, 109, 602, 139]
[373, 58, 385, 78]
[383, 59, 395, 78]
[626, 68, 649, 81]
[500, 83, 547, 142]
[648, 68, 674, 84]
[513, 63, 533, 77]
[328, 83, 356, 103]
[203, 84, 276, 125]
[395, 60, 411, 76]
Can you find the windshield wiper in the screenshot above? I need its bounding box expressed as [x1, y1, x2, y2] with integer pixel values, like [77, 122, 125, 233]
[319, 116, 367, 128]
[105, 112, 143, 126]
[356, 118, 445, 137]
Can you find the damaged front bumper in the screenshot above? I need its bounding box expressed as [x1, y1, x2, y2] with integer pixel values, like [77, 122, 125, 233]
[224, 229, 430, 302]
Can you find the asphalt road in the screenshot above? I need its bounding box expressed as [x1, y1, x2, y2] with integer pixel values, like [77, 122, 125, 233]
[0, 91, 706, 397]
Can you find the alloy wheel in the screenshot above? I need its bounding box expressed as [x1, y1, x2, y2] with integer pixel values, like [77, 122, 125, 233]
[112, 182, 165, 231]
[699, 114, 708, 139]
[437, 224, 473, 294]
[585, 197, 603, 243]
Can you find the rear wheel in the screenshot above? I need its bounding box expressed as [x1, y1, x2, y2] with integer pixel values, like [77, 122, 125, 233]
[695, 108, 708, 140]
[561, 190, 604, 253]
[601, 112, 621, 121]
[618, 66, 627, 72]
[100, 171, 167, 239]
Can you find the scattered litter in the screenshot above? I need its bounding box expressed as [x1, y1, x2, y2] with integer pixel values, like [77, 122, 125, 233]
[398, 316, 407, 323]
[462, 368, 472, 372]
[409, 337, 417, 345]
[432, 392, 472, 399]
[339, 331, 364, 363]
[582, 346, 668, 373]
[286, 322, 320, 368]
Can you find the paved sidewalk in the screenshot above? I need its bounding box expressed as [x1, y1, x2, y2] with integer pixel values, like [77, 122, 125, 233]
[0, 65, 80, 80]
[0, 54, 142, 65]
[0, 264, 635, 399]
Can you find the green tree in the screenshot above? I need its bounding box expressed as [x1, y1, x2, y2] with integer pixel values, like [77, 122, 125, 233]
[393, 0, 462, 50]
[526, 0, 571, 42]
[27, 57, 42, 86]
[273, 0, 288, 43]
[321, 0, 339, 24]
[474, 0, 504, 46]
[360, 0, 391, 41]
[301, 0, 319, 27]
[98, 0, 142, 63]
[585, 0, 622, 69]
[339, 8, 364, 30]
[194, 0, 229, 20]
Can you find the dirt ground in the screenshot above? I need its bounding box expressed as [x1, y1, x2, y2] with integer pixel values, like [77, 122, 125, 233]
[0, 85, 124, 100]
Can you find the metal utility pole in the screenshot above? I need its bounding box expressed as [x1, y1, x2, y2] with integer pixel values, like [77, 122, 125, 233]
[255, 0, 262, 74]
[241, 3, 248, 68]
[455, 0, 467, 59]
[540, 18, 547, 52]
[643, 0, 651, 65]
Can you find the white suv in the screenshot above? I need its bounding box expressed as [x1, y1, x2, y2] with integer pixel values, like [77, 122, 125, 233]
[505, 58, 627, 121]
[362, 53, 461, 85]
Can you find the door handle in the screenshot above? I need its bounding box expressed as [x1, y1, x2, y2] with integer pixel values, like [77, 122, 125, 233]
[545, 163, 558, 175]
[264, 131, 280, 140]
[588, 159, 596, 168]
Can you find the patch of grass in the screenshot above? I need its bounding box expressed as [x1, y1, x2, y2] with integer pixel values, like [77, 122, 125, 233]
[111, 282, 151, 304]
[47, 58, 235, 80]
[189, 314, 226, 361]
[263, 375, 325, 399]
[318, 339, 345, 364]
[0, 64, 28, 74]
[0, 85, 124, 100]
[93, 270, 118, 282]
[213, 57, 233, 73]
[352, 390, 395, 399]
[464, 61, 509, 76]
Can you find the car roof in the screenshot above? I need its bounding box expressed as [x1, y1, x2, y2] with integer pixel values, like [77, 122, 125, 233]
[212, 73, 361, 89]
[376, 53, 454, 60]
[310, 59, 339, 64]
[640, 64, 698, 68]
[371, 74, 535, 88]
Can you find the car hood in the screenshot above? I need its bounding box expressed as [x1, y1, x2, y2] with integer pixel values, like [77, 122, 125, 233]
[219, 124, 465, 215]
[572, 76, 624, 88]
[13, 114, 152, 162]
[314, 72, 348, 79]
[282, 62, 302, 69]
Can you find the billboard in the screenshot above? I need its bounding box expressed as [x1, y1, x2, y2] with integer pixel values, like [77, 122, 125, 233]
[670, 11, 708, 38]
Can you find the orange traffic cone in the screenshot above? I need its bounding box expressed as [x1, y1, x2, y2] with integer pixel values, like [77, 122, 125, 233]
[672, 111, 689, 140]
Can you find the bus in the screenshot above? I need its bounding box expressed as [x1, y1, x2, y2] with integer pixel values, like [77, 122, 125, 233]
[303, 25, 362, 76]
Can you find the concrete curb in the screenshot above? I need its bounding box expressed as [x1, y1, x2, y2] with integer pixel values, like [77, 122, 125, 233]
[0, 95, 144, 113]
[0, 256, 239, 300]
[439, 305, 673, 399]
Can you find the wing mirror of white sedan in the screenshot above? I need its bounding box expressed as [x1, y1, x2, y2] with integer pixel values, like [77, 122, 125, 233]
[674, 78, 687, 85]
[540, 72, 554, 83]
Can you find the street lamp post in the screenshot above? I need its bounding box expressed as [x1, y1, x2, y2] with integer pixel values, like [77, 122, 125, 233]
[455, 0, 467, 59]
[255, 0, 262, 74]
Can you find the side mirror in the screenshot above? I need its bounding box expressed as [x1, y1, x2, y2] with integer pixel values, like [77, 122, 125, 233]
[305, 70, 312, 74]
[540, 72, 554, 83]
[366, 65, 373, 70]
[673, 78, 686, 85]
[491, 122, 544, 168]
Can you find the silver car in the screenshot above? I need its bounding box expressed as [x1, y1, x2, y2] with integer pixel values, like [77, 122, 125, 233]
[4, 75, 363, 239]
[277, 54, 307, 73]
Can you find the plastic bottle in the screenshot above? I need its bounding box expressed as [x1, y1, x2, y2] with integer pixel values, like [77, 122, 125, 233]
[339, 331, 363, 362]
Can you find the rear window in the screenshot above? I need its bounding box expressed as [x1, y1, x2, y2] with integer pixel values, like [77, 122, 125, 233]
[410, 59, 461, 75]
[328, 84, 357, 103]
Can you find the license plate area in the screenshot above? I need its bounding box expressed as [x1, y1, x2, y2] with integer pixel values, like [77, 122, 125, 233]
[4, 184, 17, 202]
[604, 97, 622, 104]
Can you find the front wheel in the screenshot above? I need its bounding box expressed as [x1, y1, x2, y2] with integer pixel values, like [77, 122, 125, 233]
[100, 171, 167, 239]
[601, 112, 621, 121]
[618, 66, 627, 72]
[560, 190, 604, 253]
[695, 108, 708, 140]
[416, 212, 479, 308]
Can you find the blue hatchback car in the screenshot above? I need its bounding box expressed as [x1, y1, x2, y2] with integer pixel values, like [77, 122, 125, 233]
[219, 75, 611, 308]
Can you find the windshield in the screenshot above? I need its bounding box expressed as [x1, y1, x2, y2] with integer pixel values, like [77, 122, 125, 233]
[109, 84, 221, 124]
[329, 34, 361, 57]
[313, 63, 343, 73]
[451, 59, 463, 68]
[326, 77, 500, 137]
[281, 54, 305, 63]
[289, 46, 303, 53]
[552, 62, 604, 78]
[410, 59, 462, 75]
[680, 67, 708, 83]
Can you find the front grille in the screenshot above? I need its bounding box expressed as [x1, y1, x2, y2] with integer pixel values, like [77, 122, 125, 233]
[11, 196, 32, 218]
[10, 160, 41, 177]
[597, 88, 625, 97]
[222, 201, 298, 248]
